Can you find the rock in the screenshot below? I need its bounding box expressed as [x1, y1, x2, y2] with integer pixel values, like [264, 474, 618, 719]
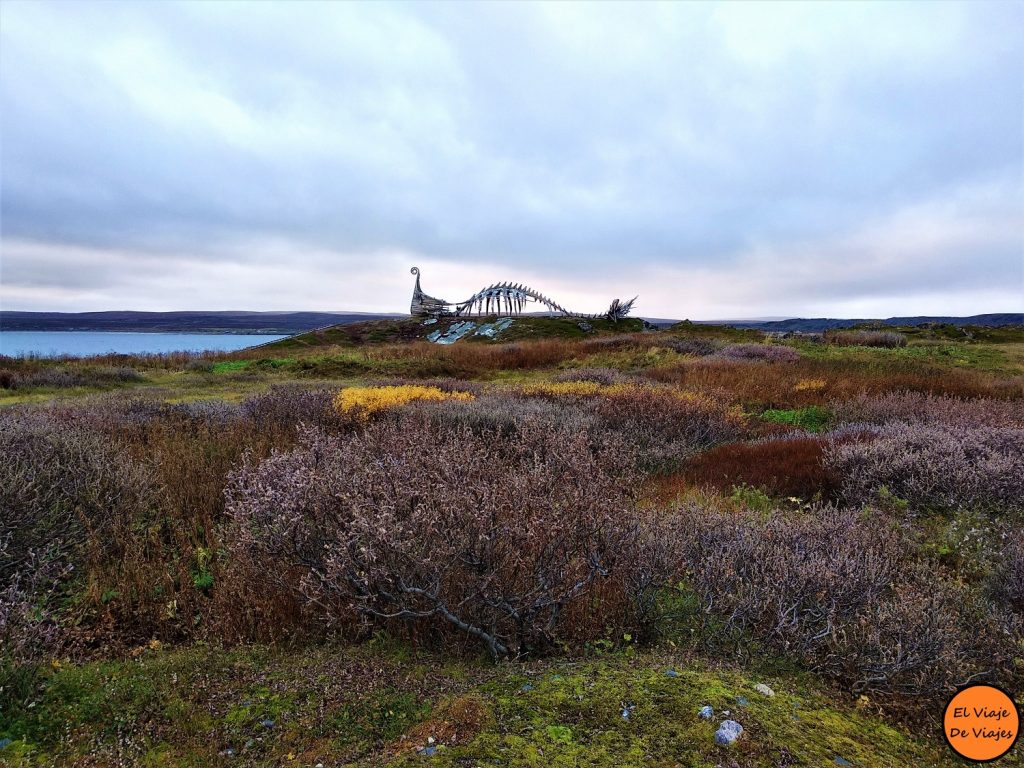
[621, 701, 636, 720]
[755, 683, 775, 697]
[735, 696, 749, 707]
[520, 683, 534, 692]
[664, 669, 681, 678]
[577, 321, 593, 332]
[260, 718, 275, 728]
[714, 720, 743, 746]
[698, 705, 714, 720]
[0, 738, 12, 749]
[833, 758, 853, 767]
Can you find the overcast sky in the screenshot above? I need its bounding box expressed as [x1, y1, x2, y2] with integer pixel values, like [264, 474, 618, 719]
[1, 1, 1021, 319]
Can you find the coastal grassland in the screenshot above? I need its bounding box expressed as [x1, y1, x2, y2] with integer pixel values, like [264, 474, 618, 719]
[2, 319, 1023, 766]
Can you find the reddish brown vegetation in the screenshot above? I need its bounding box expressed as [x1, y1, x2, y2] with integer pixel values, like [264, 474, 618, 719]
[656, 436, 840, 501]
[644, 357, 1020, 408]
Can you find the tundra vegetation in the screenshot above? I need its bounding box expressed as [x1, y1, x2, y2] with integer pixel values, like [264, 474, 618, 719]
[1, 317, 1023, 767]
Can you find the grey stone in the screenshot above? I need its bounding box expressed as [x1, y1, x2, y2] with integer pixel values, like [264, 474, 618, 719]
[714, 720, 743, 746]
[755, 683, 775, 697]
[698, 705, 713, 720]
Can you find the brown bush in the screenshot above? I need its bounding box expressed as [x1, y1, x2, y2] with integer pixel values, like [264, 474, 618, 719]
[824, 329, 907, 348]
[658, 435, 840, 501]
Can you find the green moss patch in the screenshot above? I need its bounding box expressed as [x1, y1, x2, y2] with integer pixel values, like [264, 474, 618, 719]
[0, 645, 956, 767]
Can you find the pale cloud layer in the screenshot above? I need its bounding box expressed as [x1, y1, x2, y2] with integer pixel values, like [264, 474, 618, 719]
[1, 1, 1021, 318]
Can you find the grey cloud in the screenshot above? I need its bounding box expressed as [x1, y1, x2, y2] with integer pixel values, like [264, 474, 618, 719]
[1, 1, 1021, 315]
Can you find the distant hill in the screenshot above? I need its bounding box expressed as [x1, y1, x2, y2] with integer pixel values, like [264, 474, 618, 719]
[3, 310, 1019, 336]
[0, 311, 404, 334]
[697, 313, 1023, 333]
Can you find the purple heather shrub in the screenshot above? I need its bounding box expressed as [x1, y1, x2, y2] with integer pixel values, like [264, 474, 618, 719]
[410, 392, 603, 441]
[833, 391, 1024, 429]
[242, 384, 339, 431]
[1, 537, 69, 669]
[650, 337, 723, 357]
[661, 502, 1018, 702]
[717, 343, 801, 363]
[990, 532, 1024, 614]
[554, 367, 631, 385]
[225, 413, 654, 658]
[0, 409, 158, 580]
[825, 424, 1024, 512]
[590, 387, 747, 469]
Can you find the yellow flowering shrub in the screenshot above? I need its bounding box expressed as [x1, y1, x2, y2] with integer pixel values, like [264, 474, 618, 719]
[518, 381, 604, 397]
[793, 378, 827, 392]
[334, 385, 474, 420]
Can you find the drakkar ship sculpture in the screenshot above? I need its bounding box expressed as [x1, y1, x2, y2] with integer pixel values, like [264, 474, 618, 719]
[410, 267, 636, 322]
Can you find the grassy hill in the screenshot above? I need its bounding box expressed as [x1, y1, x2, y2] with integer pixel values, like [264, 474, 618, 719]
[264, 315, 646, 350]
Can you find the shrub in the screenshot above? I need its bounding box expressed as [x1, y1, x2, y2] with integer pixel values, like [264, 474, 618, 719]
[333, 385, 474, 421]
[242, 384, 340, 431]
[517, 380, 606, 398]
[664, 435, 839, 501]
[0, 538, 69, 711]
[225, 415, 652, 658]
[590, 387, 746, 469]
[0, 409, 158, 583]
[663, 502, 1019, 707]
[412, 393, 602, 441]
[832, 391, 1024, 428]
[824, 329, 907, 348]
[825, 424, 1024, 513]
[0, 365, 145, 390]
[554, 367, 631, 385]
[185, 358, 215, 373]
[989, 532, 1024, 614]
[717, 344, 800, 363]
[649, 337, 723, 356]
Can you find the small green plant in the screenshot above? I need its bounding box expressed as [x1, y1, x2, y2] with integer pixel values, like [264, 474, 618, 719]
[545, 724, 574, 743]
[729, 483, 773, 512]
[761, 406, 830, 432]
[191, 548, 214, 592]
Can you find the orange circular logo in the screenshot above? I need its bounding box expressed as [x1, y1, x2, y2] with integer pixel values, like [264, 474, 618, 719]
[943, 684, 1019, 762]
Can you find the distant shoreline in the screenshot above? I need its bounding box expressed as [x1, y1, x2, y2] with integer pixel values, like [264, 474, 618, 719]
[1, 310, 1021, 335]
